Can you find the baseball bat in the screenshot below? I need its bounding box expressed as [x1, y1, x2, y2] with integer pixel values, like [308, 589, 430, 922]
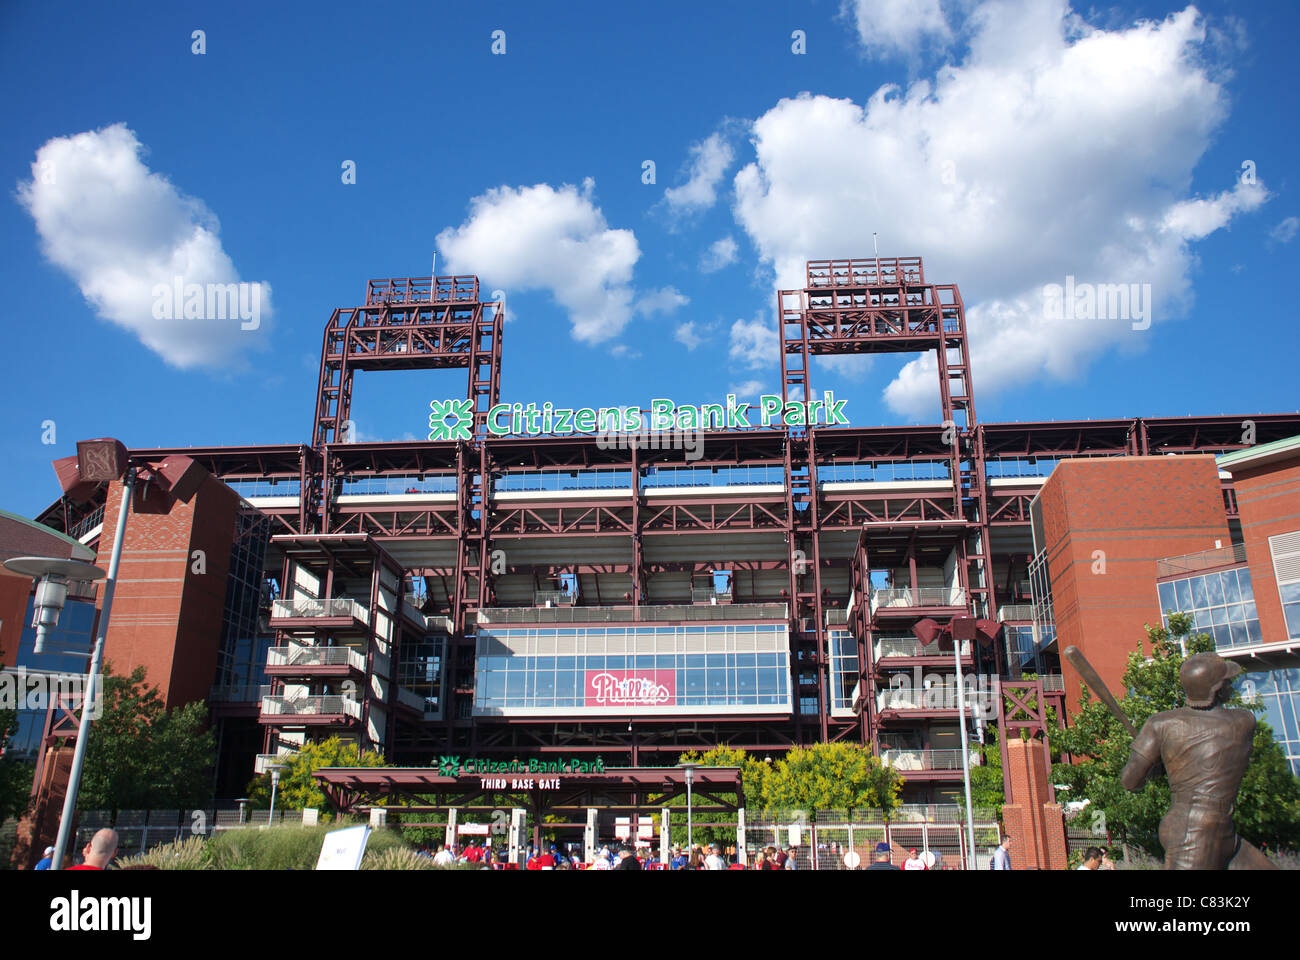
[1063, 645, 1139, 739]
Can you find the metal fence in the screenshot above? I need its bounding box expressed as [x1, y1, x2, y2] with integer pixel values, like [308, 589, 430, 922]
[73, 808, 320, 857]
[746, 808, 1001, 870]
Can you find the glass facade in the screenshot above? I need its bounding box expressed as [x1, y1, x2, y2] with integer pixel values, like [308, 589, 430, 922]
[473, 622, 790, 716]
[213, 511, 275, 697]
[397, 635, 446, 717]
[1281, 581, 1300, 641]
[1157, 567, 1262, 650]
[1235, 668, 1300, 778]
[828, 629, 858, 713]
[7, 597, 97, 757]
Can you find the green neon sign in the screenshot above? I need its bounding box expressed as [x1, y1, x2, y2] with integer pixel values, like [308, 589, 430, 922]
[428, 393, 849, 440]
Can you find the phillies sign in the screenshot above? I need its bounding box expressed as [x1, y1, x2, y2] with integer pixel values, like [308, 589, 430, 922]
[585, 670, 676, 707]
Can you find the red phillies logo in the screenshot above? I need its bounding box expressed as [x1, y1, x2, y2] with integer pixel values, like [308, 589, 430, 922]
[586, 671, 673, 705]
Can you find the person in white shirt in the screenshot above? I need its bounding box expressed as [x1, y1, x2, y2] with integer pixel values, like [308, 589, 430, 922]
[704, 842, 727, 870]
[432, 843, 456, 867]
[590, 847, 613, 870]
[903, 848, 927, 870]
[992, 835, 1012, 870]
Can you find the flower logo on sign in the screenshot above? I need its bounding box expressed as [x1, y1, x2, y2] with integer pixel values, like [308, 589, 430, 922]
[589, 673, 671, 706]
[429, 399, 474, 441]
[437, 755, 461, 776]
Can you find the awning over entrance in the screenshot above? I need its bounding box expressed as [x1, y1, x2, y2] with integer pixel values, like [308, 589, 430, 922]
[313, 765, 743, 815]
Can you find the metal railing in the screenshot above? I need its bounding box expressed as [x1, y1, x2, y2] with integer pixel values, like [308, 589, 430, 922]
[271, 597, 370, 623]
[825, 609, 850, 626]
[1040, 674, 1065, 692]
[996, 604, 1035, 622]
[1155, 543, 1248, 579]
[266, 646, 365, 671]
[881, 749, 983, 771]
[877, 688, 961, 711]
[875, 638, 971, 659]
[475, 602, 788, 624]
[253, 752, 297, 774]
[260, 695, 361, 719]
[533, 590, 576, 606]
[870, 587, 967, 611]
[691, 587, 733, 603]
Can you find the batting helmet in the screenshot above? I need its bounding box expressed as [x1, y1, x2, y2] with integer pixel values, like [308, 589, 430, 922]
[1180, 652, 1242, 708]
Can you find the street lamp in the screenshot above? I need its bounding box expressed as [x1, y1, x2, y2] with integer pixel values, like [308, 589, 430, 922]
[2, 557, 104, 655]
[914, 616, 980, 870]
[268, 765, 284, 826]
[679, 762, 697, 850]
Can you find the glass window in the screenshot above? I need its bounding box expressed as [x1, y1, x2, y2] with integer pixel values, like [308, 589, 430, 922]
[1205, 574, 1224, 606]
[1221, 571, 1241, 604]
[1175, 579, 1194, 612]
[1190, 575, 1208, 609]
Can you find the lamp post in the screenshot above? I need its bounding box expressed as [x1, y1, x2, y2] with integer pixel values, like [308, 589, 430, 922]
[952, 634, 979, 870]
[268, 765, 284, 826]
[680, 763, 697, 850]
[49, 465, 135, 870]
[2, 557, 105, 656]
[914, 616, 980, 870]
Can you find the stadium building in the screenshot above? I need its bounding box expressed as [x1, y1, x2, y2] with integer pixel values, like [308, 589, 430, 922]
[13, 255, 1300, 803]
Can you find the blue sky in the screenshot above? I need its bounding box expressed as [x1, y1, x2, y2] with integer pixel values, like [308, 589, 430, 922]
[2, 0, 1298, 519]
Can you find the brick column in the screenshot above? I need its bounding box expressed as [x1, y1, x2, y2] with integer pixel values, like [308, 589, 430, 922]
[1001, 737, 1068, 870]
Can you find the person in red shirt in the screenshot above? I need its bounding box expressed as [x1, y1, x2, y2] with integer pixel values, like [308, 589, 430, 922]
[463, 842, 484, 864]
[67, 829, 118, 870]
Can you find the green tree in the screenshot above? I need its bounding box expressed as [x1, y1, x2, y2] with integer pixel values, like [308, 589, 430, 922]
[0, 708, 34, 822]
[79, 664, 216, 814]
[246, 736, 388, 813]
[1052, 613, 1300, 858]
[760, 742, 901, 818]
[665, 746, 765, 847]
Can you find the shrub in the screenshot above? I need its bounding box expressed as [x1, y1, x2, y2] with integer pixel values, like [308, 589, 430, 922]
[117, 836, 210, 871]
[360, 847, 437, 870]
[207, 823, 410, 871]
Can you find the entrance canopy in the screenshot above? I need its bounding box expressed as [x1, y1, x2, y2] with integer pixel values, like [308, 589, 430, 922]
[313, 766, 743, 815]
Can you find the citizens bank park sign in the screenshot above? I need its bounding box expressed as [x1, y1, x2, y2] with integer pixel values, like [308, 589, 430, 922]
[428, 393, 850, 441]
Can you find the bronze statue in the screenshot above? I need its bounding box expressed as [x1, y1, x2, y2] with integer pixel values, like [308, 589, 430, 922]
[1064, 647, 1276, 870]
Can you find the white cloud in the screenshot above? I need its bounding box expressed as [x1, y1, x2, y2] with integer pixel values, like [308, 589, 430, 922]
[17, 123, 272, 369]
[675, 321, 706, 351]
[663, 133, 735, 218]
[437, 178, 644, 344]
[635, 286, 689, 317]
[728, 314, 778, 370]
[1269, 216, 1299, 245]
[817, 354, 875, 382]
[733, 2, 1267, 420]
[700, 235, 739, 273]
[728, 379, 766, 399]
[843, 0, 952, 58]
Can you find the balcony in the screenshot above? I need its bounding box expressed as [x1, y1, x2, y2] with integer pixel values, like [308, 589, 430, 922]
[870, 586, 967, 615]
[475, 602, 788, 625]
[1155, 543, 1248, 579]
[270, 597, 370, 627]
[996, 604, 1035, 622]
[1040, 674, 1065, 692]
[691, 587, 733, 604]
[394, 686, 426, 714]
[875, 637, 971, 660]
[260, 695, 362, 724]
[265, 645, 367, 676]
[881, 748, 983, 773]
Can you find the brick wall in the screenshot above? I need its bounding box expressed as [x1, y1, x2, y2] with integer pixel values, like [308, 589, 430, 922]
[1039, 456, 1230, 712]
[1001, 738, 1068, 870]
[1228, 457, 1300, 646]
[95, 475, 238, 708]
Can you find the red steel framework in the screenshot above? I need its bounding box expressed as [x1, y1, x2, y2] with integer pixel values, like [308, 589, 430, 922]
[33, 262, 1300, 788]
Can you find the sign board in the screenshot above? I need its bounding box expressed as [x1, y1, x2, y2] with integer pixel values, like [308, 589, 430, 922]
[458, 823, 491, 835]
[843, 851, 861, 869]
[788, 824, 802, 847]
[316, 824, 371, 871]
[429, 393, 851, 441]
[585, 670, 675, 708]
